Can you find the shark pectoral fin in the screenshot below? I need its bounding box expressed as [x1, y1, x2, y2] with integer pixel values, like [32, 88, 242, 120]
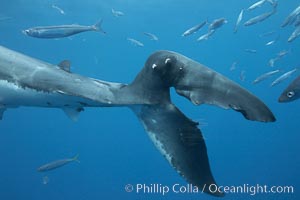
[131, 104, 224, 197]
[0, 106, 6, 120]
[58, 60, 71, 72]
[62, 107, 84, 121]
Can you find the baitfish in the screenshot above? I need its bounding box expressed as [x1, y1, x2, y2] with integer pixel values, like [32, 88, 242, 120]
[252, 70, 280, 84]
[244, 2, 277, 26]
[281, 6, 300, 27]
[247, 0, 267, 11]
[37, 155, 80, 172]
[51, 4, 65, 15]
[234, 9, 244, 33]
[288, 26, 300, 42]
[271, 69, 298, 87]
[196, 30, 215, 42]
[244, 10, 276, 26]
[209, 18, 227, 32]
[182, 21, 207, 37]
[244, 49, 257, 53]
[143, 32, 159, 41]
[23, 20, 105, 39]
[112, 8, 124, 17]
[127, 38, 144, 47]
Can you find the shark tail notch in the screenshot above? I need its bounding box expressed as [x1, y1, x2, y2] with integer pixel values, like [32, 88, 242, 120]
[72, 154, 80, 163]
[92, 19, 106, 34]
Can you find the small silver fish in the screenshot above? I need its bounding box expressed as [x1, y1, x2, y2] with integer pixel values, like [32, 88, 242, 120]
[281, 6, 300, 27]
[23, 20, 105, 39]
[266, 40, 275, 46]
[42, 176, 49, 185]
[244, 49, 257, 53]
[127, 38, 144, 47]
[288, 26, 300, 42]
[51, 4, 65, 15]
[277, 49, 290, 58]
[247, 0, 267, 11]
[266, 0, 276, 5]
[0, 16, 12, 21]
[239, 70, 246, 81]
[37, 155, 80, 172]
[268, 58, 277, 67]
[112, 8, 124, 17]
[143, 32, 159, 41]
[244, 2, 277, 26]
[265, 35, 280, 46]
[196, 30, 215, 42]
[234, 9, 244, 33]
[230, 61, 238, 71]
[182, 21, 207, 37]
[259, 31, 276, 37]
[209, 18, 227, 32]
[268, 49, 289, 67]
[271, 69, 298, 87]
[295, 16, 300, 27]
[252, 70, 280, 84]
[244, 10, 276, 26]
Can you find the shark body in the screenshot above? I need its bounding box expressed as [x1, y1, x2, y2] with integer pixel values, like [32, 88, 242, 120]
[0, 46, 275, 196]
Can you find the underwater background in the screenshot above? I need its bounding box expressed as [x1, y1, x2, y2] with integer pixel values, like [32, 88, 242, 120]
[0, 0, 299, 199]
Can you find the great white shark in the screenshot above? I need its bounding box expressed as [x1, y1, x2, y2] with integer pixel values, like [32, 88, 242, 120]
[0, 45, 275, 197]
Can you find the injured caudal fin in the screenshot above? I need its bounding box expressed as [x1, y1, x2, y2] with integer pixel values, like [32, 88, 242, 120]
[126, 50, 276, 122]
[125, 50, 276, 197]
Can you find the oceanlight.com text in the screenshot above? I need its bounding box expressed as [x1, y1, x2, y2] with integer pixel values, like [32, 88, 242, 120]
[206, 183, 294, 196]
[124, 183, 294, 196]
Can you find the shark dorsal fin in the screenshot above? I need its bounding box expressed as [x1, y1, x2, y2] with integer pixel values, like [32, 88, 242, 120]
[62, 107, 84, 121]
[58, 60, 71, 72]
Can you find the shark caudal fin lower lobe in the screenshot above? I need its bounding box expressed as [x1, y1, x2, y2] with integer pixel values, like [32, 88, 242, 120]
[131, 104, 224, 197]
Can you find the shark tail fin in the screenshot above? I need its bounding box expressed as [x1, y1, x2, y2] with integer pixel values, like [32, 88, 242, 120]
[92, 19, 106, 34]
[131, 104, 224, 197]
[72, 154, 80, 163]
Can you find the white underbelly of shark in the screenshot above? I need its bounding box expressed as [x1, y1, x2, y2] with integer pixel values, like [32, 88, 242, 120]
[0, 80, 99, 108]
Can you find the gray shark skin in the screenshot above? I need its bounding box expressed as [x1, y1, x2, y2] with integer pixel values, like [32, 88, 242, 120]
[128, 51, 275, 122]
[0, 46, 276, 197]
[132, 104, 224, 197]
[279, 75, 300, 103]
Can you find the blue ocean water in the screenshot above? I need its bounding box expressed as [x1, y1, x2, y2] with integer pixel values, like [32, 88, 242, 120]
[0, 0, 299, 199]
